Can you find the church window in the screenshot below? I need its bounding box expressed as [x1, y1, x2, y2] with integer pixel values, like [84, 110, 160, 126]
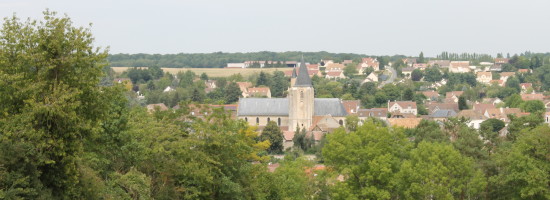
[300, 91, 304, 102]
[278, 118, 281, 126]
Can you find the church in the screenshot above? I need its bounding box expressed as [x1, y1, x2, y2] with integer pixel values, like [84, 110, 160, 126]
[237, 57, 349, 132]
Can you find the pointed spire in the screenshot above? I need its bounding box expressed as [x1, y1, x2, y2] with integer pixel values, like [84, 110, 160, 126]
[294, 55, 312, 87]
[291, 66, 298, 78]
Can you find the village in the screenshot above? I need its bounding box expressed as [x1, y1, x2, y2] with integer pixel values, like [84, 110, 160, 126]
[114, 53, 549, 151]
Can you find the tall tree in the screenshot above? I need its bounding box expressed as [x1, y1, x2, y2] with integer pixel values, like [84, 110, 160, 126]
[0, 11, 108, 198]
[260, 121, 284, 154]
[458, 96, 468, 110]
[418, 51, 425, 63]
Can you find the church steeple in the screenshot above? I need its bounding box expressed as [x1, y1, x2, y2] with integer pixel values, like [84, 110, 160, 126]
[291, 66, 298, 78]
[294, 55, 312, 87]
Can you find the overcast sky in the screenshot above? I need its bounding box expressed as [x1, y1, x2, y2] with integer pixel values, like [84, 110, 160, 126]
[1, 0, 549, 56]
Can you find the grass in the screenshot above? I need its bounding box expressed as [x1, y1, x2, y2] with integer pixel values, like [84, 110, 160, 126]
[111, 67, 291, 77]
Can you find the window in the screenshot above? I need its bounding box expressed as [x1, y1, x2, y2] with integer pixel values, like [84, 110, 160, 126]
[256, 117, 259, 124]
[278, 118, 281, 126]
[300, 91, 304, 102]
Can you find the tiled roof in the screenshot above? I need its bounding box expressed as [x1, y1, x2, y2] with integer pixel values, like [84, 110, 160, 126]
[388, 101, 417, 109]
[342, 100, 360, 114]
[387, 118, 422, 128]
[237, 98, 348, 117]
[521, 93, 544, 101]
[430, 109, 457, 118]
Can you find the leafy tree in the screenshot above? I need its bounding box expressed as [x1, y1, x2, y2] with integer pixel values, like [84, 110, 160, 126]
[260, 121, 284, 154]
[492, 125, 550, 199]
[418, 51, 425, 63]
[458, 96, 468, 110]
[363, 66, 374, 75]
[344, 115, 359, 132]
[505, 76, 520, 92]
[504, 94, 523, 108]
[343, 64, 358, 77]
[200, 72, 209, 80]
[269, 71, 289, 97]
[0, 11, 109, 198]
[323, 122, 411, 199]
[410, 120, 448, 145]
[520, 100, 545, 113]
[480, 118, 505, 133]
[148, 65, 164, 79]
[396, 142, 486, 199]
[402, 88, 414, 101]
[224, 82, 242, 103]
[423, 67, 442, 82]
[256, 71, 270, 86]
[411, 69, 423, 81]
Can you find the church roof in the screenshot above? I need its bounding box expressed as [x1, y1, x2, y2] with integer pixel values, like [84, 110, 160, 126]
[237, 98, 288, 116]
[294, 56, 313, 87]
[291, 67, 298, 78]
[237, 98, 348, 117]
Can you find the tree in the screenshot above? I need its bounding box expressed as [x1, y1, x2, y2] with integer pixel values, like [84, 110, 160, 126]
[200, 72, 209, 80]
[505, 76, 520, 92]
[148, 65, 164, 79]
[260, 121, 284, 154]
[224, 82, 242, 103]
[418, 51, 425, 63]
[323, 122, 411, 199]
[364, 66, 374, 75]
[410, 120, 448, 145]
[520, 100, 545, 113]
[396, 142, 486, 199]
[402, 88, 414, 101]
[423, 67, 442, 82]
[256, 72, 270, 86]
[492, 125, 550, 199]
[480, 118, 505, 133]
[344, 115, 359, 131]
[343, 64, 358, 77]
[0, 11, 109, 198]
[411, 69, 423, 81]
[504, 94, 523, 108]
[458, 96, 468, 110]
[269, 71, 289, 97]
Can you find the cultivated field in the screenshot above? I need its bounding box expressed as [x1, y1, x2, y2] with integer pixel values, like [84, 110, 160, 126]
[111, 67, 291, 77]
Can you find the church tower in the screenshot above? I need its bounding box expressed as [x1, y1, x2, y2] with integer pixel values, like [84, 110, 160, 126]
[290, 67, 298, 87]
[288, 56, 314, 130]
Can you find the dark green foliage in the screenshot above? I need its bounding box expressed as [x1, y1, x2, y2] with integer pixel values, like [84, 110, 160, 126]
[520, 100, 545, 113]
[423, 67, 442, 82]
[458, 96, 468, 110]
[224, 82, 242, 103]
[410, 120, 448, 145]
[260, 121, 284, 154]
[411, 69, 423, 81]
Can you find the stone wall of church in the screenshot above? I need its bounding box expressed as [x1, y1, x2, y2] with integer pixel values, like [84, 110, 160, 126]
[288, 87, 315, 130]
[239, 116, 289, 128]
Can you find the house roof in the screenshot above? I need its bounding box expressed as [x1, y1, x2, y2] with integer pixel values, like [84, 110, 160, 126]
[426, 102, 459, 113]
[500, 72, 515, 77]
[430, 109, 457, 118]
[473, 103, 495, 114]
[521, 93, 544, 101]
[146, 103, 169, 112]
[387, 118, 422, 128]
[248, 87, 270, 94]
[518, 69, 529, 73]
[446, 91, 464, 98]
[422, 90, 440, 98]
[326, 71, 343, 77]
[314, 99, 348, 116]
[342, 100, 360, 114]
[520, 83, 532, 88]
[477, 71, 492, 77]
[388, 101, 417, 109]
[310, 115, 341, 132]
[450, 61, 470, 68]
[295, 56, 313, 87]
[358, 108, 387, 118]
[457, 110, 486, 120]
[325, 63, 346, 70]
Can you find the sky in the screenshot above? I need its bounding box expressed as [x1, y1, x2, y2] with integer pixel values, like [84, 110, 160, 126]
[1, 0, 549, 56]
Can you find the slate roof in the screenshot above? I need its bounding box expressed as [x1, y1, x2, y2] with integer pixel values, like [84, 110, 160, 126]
[237, 98, 289, 116]
[295, 56, 313, 87]
[314, 99, 348, 116]
[430, 109, 457, 118]
[237, 98, 348, 117]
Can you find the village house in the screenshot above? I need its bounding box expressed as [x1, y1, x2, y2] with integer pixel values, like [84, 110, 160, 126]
[357, 57, 380, 73]
[484, 107, 524, 123]
[146, 103, 169, 113]
[520, 83, 533, 93]
[236, 82, 253, 97]
[429, 109, 457, 121]
[473, 103, 496, 114]
[388, 101, 418, 115]
[476, 72, 492, 84]
[401, 67, 414, 77]
[357, 108, 388, 120]
[413, 63, 428, 70]
[518, 69, 531, 73]
[204, 80, 217, 93]
[325, 63, 346, 72]
[342, 60, 353, 65]
[482, 98, 503, 105]
[449, 61, 471, 73]
[387, 118, 422, 129]
[428, 60, 450, 68]
[426, 102, 459, 114]
[489, 65, 502, 72]
[457, 109, 487, 129]
[445, 91, 464, 103]
[363, 72, 378, 83]
[325, 71, 346, 79]
[490, 79, 505, 87]
[342, 100, 361, 114]
[494, 58, 509, 65]
[247, 87, 271, 98]
[500, 72, 516, 83]
[521, 93, 544, 101]
[402, 58, 417, 66]
[421, 90, 440, 101]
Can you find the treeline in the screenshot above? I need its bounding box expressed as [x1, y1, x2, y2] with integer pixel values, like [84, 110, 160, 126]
[107, 52, 409, 68]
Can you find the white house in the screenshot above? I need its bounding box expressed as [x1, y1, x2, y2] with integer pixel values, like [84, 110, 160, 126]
[388, 101, 417, 115]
